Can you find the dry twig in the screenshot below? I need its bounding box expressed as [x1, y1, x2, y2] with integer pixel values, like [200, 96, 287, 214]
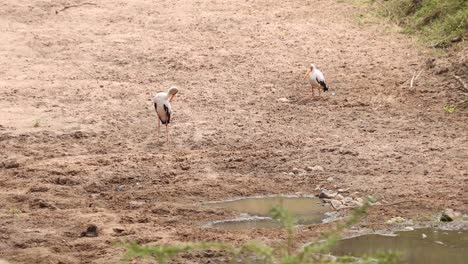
[56, 2, 97, 14]
[410, 70, 423, 88]
[453, 75, 467, 93]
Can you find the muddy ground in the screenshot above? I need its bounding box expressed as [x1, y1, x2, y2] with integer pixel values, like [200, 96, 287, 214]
[0, 0, 467, 263]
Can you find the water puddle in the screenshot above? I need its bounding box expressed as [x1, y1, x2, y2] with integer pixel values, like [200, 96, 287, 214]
[207, 217, 282, 230]
[202, 196, 331, 229]
[331, 228, 468, 264]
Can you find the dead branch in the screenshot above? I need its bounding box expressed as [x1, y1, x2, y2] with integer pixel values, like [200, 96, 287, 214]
[410, 70, 423, 88]
[453, 75, 468, 93]
[56, 3, 97, 14]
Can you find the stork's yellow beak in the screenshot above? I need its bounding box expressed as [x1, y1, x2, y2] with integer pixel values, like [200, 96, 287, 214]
[303, 69, 312, 80]
[169, 94, 176, 102]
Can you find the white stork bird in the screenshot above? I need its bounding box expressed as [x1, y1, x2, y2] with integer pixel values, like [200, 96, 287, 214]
[152, 86, 179, 142]
[303, 63, 329, 97]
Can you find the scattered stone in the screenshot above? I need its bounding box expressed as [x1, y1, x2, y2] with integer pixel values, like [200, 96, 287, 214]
[129, 200, 145, 208]
[180, 164, 190, 170]
[422, 233, 427, 239]
[405, 226, 414, 231]
[343, 197, 353, 204]
[335, 194, 344, 200]
[29, 186, 49, 193]
[330, 199, 343, 209]
[356, 197, 364, 203]
[386, 216, 406, 224]
[115, 185, 126, 192]
[305, 165, 324, 172]
[0, 161, 20, 169]
[30, 199, 56, 210]
[54, 177, 80, 186]
[352, 201, 363, 207]
[292, 167, 300, 174]
[318, 190, 337, 199]
[277, 97, 290, 103]
[80, 225, 98, 237]
[326, 177, 334, 182]
[442, 208, 461, 221]
[435, 67, 449, 75]
[440, 213, 453, 222]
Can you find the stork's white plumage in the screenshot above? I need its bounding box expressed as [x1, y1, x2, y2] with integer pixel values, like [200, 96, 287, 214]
[152, 86, 178, 142]
[303, 64, 329, 97]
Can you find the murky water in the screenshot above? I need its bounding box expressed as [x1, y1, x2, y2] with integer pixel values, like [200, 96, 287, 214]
[208, 217, 282, 230]
[202, 196, 331, 229]
[331, 228, 468, 264]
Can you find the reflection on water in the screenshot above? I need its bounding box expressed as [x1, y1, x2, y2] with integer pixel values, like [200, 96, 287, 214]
[331, 228, 468, 264]
[202, 196, 330, 229]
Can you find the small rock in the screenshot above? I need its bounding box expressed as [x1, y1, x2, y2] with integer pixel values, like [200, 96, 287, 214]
[29, 186, 49, 193]
[440, 213, 453, 222]
[335, 194, 344, 200]
[305, 165, 324, 172]
[356, 197, 364, 203]
[129, 200, 145, 208]
[277, 97, 290, 103]
[326, 177, 334, 182]
[319, 190, 337, 199]
[80, 224, 98, 237]
[343, 197, 353, 204]
[115, 185, 126, 192]
[30, 199, 56, 210]
[330, 199, 343, 209]
[443, 208, 461, 220]
[405, 226, 414, 231]
[386, 216, 406, 224]
[352, 201, 363, 207]
[0, 161, 20, 169]
[435, 67, 449, 75]
[422, 233, 427, 239]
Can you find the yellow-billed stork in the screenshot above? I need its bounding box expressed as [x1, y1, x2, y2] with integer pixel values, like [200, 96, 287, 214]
[303, 64, 329, 97]
[152, 86, 178, 142]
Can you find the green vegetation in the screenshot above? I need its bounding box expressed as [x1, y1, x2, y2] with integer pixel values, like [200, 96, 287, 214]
[374, 0, 467, 47]
[443, 105, 457, 113]
[122, 201, 399, 264]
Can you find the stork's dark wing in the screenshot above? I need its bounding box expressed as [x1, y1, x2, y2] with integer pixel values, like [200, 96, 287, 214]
[316, 78, 329, 92]
[163, 104, 171, 124]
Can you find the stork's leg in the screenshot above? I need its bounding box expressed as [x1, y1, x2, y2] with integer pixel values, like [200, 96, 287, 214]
[165, 124, 169, 143]
[157, 121, 160, 142]
[318, 86, 322, 97]
[310, 84, 315, 97]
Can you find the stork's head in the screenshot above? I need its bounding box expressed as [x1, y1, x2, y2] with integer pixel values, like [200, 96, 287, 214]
[303, 64, 316, 80]
[168, 86, 179, 102]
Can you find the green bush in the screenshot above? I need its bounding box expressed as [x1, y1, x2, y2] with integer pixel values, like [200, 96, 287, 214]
[378, 0, 467, 46]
